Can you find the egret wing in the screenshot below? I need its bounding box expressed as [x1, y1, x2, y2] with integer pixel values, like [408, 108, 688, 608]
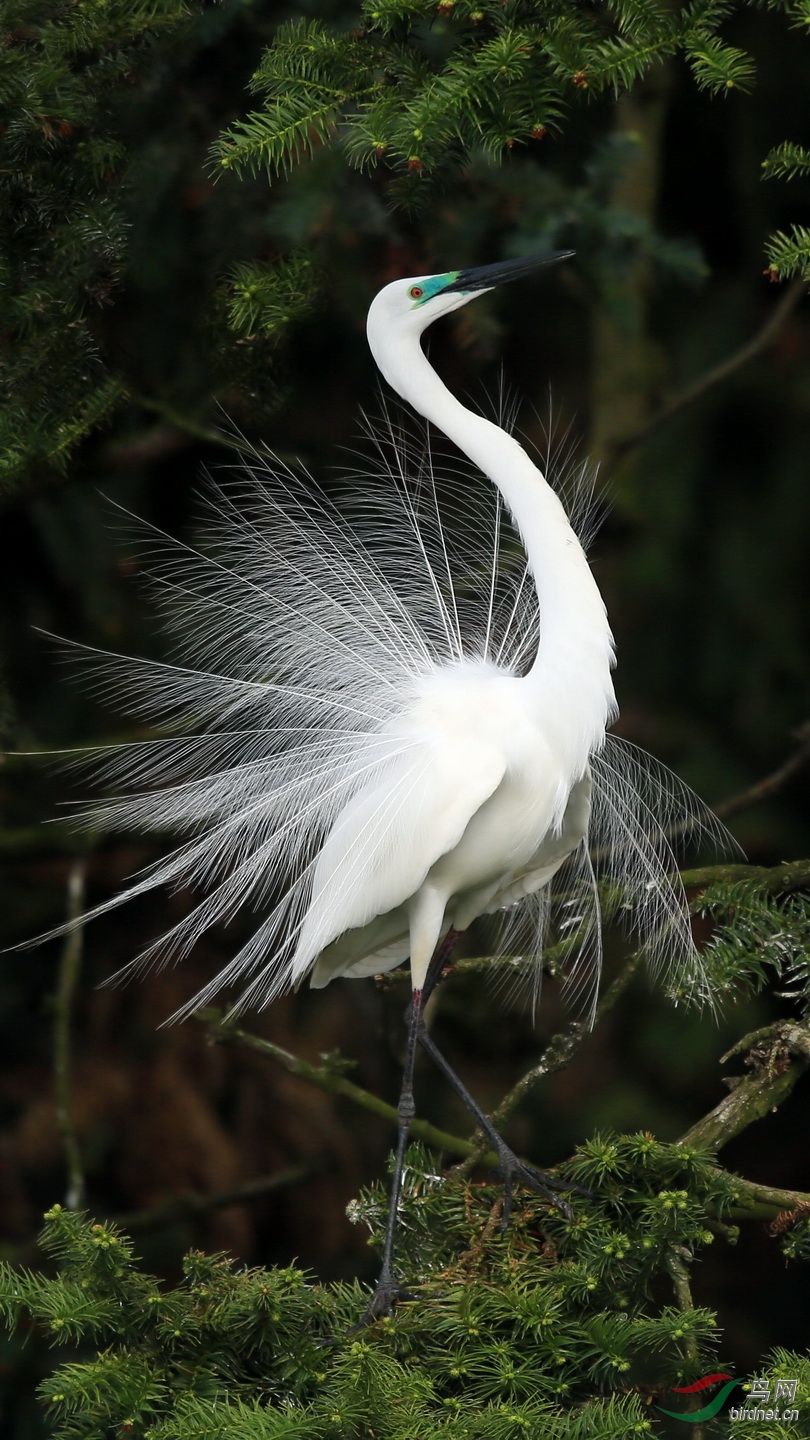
[478, 771, 592, 915]
[291, 735, 506, 983]
[309, 906, 412, 987]
[312, 770, 591, 989]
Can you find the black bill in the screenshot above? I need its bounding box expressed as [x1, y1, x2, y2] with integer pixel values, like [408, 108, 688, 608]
[440, 249, 574, 294]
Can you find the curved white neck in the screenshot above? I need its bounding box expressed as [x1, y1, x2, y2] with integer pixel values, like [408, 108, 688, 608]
[372, 328, 617, 773]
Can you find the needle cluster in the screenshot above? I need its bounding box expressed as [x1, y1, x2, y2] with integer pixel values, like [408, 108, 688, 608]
[213, 0, 777, 211]
[6, 1138, 807, 1440]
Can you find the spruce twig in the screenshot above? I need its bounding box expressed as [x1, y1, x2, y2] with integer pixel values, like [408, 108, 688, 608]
[53, 860, 87, 1212]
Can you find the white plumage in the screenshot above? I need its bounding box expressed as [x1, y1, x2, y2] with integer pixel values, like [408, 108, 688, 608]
[53, 256, 722, 1025]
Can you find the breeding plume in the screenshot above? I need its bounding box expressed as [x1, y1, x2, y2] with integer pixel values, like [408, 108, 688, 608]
[50, 251, 722, 1313]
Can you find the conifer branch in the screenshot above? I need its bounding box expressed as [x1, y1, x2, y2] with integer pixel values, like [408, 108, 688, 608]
[665, 1248, 707, 1438]
[208, 999, 810, 1224]
[681, 858, 810, 896]
[765, 225, 810, 283]
[762, 141, 810, 182]
[718, 1176, 810, 1222]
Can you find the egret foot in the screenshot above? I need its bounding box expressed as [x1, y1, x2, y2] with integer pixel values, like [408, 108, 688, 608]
[360, 1270, 413, 1325]
[415, 1023, 589, 1226]
[487, 1140, 583, 1226]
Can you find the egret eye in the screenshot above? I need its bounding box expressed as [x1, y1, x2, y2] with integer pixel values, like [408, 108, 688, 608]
[409, 286, 424, 299]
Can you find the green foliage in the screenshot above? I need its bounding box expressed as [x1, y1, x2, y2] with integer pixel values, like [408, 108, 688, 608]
[764, 225, 810, 281]
[698, 881, 810, 1012]
[762, 141, 810, 181]
[727, 1349, 810, 1437]
[681, 30, 755, 93]
[0, 1139, 758, 1439]
[216, 20, 377, 182]
[3, 0, 808, 492]
[0, 0, 194, 489]
[223, 253, 322, 340]
[211, 0, 778, 205]
[780, 1217, 810, 1264]
[759, 137, 809, 285]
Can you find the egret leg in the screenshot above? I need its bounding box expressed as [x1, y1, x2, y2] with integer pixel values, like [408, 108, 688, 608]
[361, 931, 462, 1321]
[415, 1024, 582, 1224]
[416, 932, 585, 1223]
[362, 983, 425, 1320]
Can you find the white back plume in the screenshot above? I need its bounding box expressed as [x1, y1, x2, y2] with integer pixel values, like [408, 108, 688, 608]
[35, 395, 729, 1022]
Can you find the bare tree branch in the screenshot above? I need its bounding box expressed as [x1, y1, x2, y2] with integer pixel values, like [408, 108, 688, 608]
[115, 1165, 317, 1234]
[53, 860, 87, 1211]
[610, 277, 805, 466]
[714, 723, 810, 821]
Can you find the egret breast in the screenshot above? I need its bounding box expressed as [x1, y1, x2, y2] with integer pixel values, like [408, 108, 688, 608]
[407, 664, 565, 898]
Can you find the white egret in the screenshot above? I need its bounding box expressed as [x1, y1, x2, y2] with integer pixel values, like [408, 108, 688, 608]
[41, 250, 725, 1316]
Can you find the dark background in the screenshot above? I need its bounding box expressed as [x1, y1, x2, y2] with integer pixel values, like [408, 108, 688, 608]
[1, 2, 809, 1432]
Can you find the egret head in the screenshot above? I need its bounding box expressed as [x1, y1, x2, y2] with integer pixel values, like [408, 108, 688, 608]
[367, 250, 574, 342]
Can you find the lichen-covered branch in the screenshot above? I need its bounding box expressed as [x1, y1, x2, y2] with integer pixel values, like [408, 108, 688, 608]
[681, 858, 810, 896]
[679, 1020, 810, 1155]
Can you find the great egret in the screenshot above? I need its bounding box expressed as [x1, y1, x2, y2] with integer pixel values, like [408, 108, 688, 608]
[42, 250, 724, 1316]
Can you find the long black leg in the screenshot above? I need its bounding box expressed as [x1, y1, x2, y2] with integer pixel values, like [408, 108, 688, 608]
[417, 931, 586, 1223]
[362, 926, 582, 1320]
[361, 983, 425, 1319]
[422, 927, 463, 1005]
[361, 929, 463, 1321]
[416, 1024, 582, 1224]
